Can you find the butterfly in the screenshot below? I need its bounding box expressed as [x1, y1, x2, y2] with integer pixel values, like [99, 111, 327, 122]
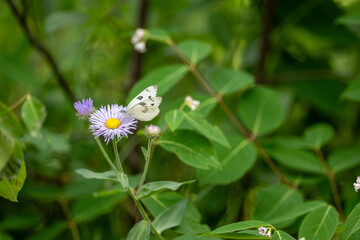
[123, 85, 162, 121]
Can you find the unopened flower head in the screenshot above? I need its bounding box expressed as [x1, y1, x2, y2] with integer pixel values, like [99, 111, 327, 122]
[145, 125, 161, 139]
[74, 98, 94, 117]
[258, 227, 267, 236]
[89, 104, 137, 144]
[131, 28, 147, 53]
[185, 95, 200, 111]
[134, 41, 146, 53]
[354, 176, 360, 192]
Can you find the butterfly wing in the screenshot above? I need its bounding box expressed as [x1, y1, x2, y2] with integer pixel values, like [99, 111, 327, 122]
[128, 97, 162, 121]
[127, 85, 158, 109]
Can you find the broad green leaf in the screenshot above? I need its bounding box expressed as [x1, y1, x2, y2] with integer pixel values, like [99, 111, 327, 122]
[252, 185, 303, 226]
[44, 11, 88, 34]
[152, 199, 188, 233]
[27, 221, 67, 240]
[178, 40, 212, 65]
[127, 65, 188, 103]
[165, 109, 184, 131]
[21, 95, 46, 137]
[175, 233, 220, 240]
[342, 202, 360, 240]
[0, 143, 23, 180]
[183, 112, 230, 148]
[210, 220, 272, 234]
[329, 148, 360, 174]
[303, 123, 334, 148]
[72, 193, 126, 223]
[197, 136, 256, 185]
[209, 68, 254, 96]
[0, 130, 15, 172]
[176, 221, 210, 234]
[270, 200, 326, 225]
[126, 220, 150, 240]
[272, 230, 296, 240]
[147, 28, 171, 43]
[298, 205, 339, 240]
[138, 180, 195, 199]
[342, 77, 360, 102]
[0, 101, 22, 138]
[238, 86, 284, 136]
[266, 147, 325, 175]
[158, 130, 220, 169]
[75, 168, 118, 182]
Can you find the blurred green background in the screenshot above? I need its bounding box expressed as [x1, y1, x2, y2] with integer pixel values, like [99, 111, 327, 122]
[0, 0, 360, 239]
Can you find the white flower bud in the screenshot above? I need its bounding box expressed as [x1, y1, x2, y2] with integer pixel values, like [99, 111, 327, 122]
[145, 125, 160, 139]
[134, 41, 146, 53]
[131, 28, 145, 44]
[354, 176, 360, 192]
[185, 95, 200, 111]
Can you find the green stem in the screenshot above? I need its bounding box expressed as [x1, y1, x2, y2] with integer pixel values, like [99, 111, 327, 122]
[137, 139, 152, 193]
[113, 139, 124, 174]
[95, 138, 119, 175]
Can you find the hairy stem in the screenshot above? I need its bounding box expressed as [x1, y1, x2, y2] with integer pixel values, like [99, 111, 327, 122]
[96, 138, 120, 175]
[137, 139, 152, 192]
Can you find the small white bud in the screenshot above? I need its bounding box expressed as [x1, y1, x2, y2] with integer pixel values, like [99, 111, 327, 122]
[131, 28, 145, 44]
[299, 238, 306, 240]
[134, 41, 146, 53]
[258, 227, 267, 236]
[354, 176, 360, 192]
[145, 125, 160, 139]
[185, 95, 200, 111]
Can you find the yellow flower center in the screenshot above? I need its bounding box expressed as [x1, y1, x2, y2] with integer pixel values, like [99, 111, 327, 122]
[105, 118, 121, 129]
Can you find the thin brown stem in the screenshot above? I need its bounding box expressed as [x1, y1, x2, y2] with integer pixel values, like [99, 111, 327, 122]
[59, 197, 81, 240]
[315, 148, 345, 221]
[9, 93, 29, 111]
[5, 0, 76, 102]
[168, 40, 293, 187]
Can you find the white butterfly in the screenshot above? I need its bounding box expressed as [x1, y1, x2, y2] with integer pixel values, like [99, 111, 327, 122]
[123, 85, 162, 121]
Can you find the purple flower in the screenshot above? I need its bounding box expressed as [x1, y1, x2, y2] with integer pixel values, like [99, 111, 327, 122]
[74, 98, 94, 116]
[89, 104, 137, 144]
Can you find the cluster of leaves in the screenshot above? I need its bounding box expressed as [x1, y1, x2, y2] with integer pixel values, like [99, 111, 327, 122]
[1, 0, 360, 240]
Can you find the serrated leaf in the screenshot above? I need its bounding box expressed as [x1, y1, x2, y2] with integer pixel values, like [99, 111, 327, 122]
[272, 230, 296, 240]
[152, 199, 188, 233]
[342, 202, 360, 240]
[210, 220, 272, 234]
[178, 40, 212, 65]
[138, 180, 195, 199]
[266, 147, 325, 175]
[197, 136, 256, 185]
[303, 123, 334, 149]
[127, 65, 188, 103]
[158, 130, 220, 169]
[329, 148, 360, 174]
[342, 77, 360, 102]
[298, 205, 338, 240]
[165, 109, 184, 131]
[183, 112, 230, 148]
[238, 86, 284, 136]
[252, 185, 303, 227]
[21, 95, 46, 137]
[75, 168, 118, 182]
[209, 68, 254, 96]
[126, 220, 150, 240]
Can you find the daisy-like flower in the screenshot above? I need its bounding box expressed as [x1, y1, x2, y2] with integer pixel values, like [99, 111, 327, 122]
[145, 125, 161, 139]
[258, 227, 267, 236]
[185, 95, 200, 111]
[354, 176, 360, 192]
[74, 98, 94, 117]
[89, 104, 137, 144]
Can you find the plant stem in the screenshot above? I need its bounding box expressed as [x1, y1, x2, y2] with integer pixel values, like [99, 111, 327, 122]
[95, 138, 119, 175]
[315, 148, 345, 221]
[137, 139, 152, 192]
[9, 93, 29, 111]
[59, 196, 81, 240]
[168, 40, 293, 187]
[113, 139, 124, 174]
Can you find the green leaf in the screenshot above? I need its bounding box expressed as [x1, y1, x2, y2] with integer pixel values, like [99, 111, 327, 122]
[141, 146, 148, 159]
[44, 11, 88, 34]
[298, 205, 339, 240]
[197, 136, 256, 185]
[263, 136, 309, 150]
[202, 230, 269, 239]
[0, 130, 15, 172]
[0, 143, 23, 180]
[183, 112, 230, 148]
[209, 68, 254, 96]
[138, 180, 195, 199]
[158, 130, 220, 169]
[72, 193, 126, 223]
[178, 40, 212, 65]
[0, 214, 41, 230]
[27, 221, 67, 240]
[152, 199, 188, 233]
[126, 65, 188, 103]
[303, 123, 334, 148]
[272, 230, 296, 240]
[266, 147, 325, 175]
[342, 202, 360, 240]
[21, 95, 46, 137]
[147, 28, 171, 43]
[0, 101, 22, 138]
[75, 168, 118, 182]
[270, 200, 327, 225]
[252, 185, 303, 226]
[238, 86, 284, 136]
[0, 160, 26, 202]
[210, 220, 272, 234]
[342, 77, 360, 102]
[329, 148, 360, 174]
[126, 220, 151, 240]
[165, 109, 184, 131]
[175, 233, 220, 240]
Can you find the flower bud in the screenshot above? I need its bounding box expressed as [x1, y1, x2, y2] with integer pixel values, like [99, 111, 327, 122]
[145, 125, 161, 139]
[185, 95, 200, 111]
[74, 98, 94, 118]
